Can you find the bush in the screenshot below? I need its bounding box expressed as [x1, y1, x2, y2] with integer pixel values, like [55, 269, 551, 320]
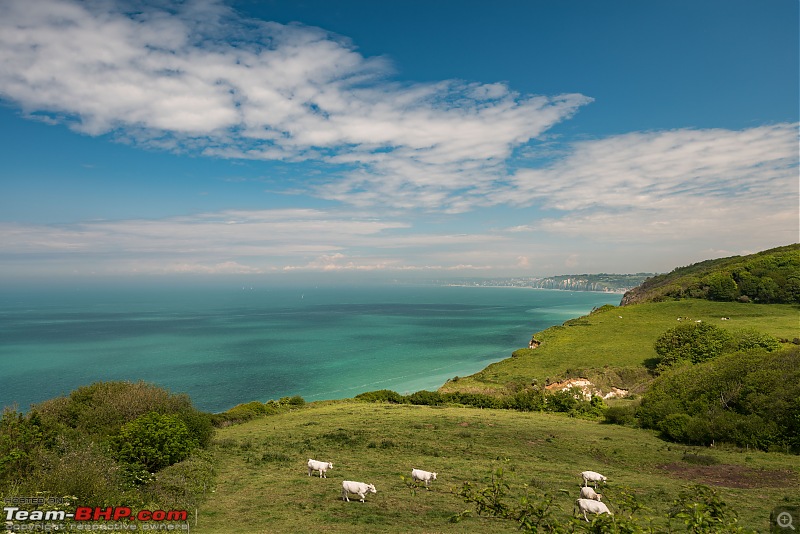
[603, 404, 638, 426]
[0, 408, 47, 484]
[654, 322, 733, 369]
[278, 395, 305, 406]
[406, 390, 445, 406]
[508, 388, 545, 412]
[112, 412, 198, 474]
[444, 392, 501, 409]
[355, 390, 405, 403]
[25, 438, 127, 505]
[638, 347, 800, 450]
[731, 328, 781, 352]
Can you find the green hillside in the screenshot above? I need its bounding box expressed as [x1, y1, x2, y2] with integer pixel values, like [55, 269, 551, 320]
[619, 244, 800, 305]
[439, 300, 799, 397]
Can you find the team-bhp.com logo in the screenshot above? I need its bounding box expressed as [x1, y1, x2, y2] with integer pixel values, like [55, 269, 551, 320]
[5, 507, 187, 522]
[4, 506, 189, 531]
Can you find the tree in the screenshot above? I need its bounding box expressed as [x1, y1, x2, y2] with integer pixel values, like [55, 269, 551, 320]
[704, 272, 738, 301]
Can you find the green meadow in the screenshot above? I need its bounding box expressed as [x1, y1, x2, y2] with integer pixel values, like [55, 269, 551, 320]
[440, 300, 800, 395]
[198, 400, 798, 533]
[196, 298, 799, 532]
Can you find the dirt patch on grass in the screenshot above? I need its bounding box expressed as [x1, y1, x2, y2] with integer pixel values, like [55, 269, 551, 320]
[657, 462, 798, 489]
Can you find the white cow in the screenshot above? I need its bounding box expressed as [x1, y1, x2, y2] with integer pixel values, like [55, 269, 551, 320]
[575, 498, 611, 521]
[307, 459, 333, 478]
[580, 470, 607, 488]
[579, 486, 602, 501]
[341, 480, 377, 502]
[411, 468, 438, 487]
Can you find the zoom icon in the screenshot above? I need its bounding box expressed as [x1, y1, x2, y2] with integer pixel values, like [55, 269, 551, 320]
[773, 507, 800, 532]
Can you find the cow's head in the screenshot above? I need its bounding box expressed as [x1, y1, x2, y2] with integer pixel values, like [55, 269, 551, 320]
[432, 472, 438, 480]
[367, 484, 377, 494]
[327, 463, 333, 469]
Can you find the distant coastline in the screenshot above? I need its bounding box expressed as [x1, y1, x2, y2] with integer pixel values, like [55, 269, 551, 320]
[416, 273, 655, 295]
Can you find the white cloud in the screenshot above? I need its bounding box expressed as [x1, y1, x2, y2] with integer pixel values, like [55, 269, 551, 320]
[496, 123, 799, 244]
[0, 209, 511, 275]
[0, 0, 589, 213]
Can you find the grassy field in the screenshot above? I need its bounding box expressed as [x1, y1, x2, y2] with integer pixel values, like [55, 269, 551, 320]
[196, 401, 799, 533]
[193, 299, 799, 532]
[440, 300, 800, 395]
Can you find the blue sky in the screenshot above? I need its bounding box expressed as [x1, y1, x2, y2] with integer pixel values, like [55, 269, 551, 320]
[0, 0, 797, 280]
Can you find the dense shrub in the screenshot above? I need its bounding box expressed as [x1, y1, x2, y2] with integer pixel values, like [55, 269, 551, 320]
[112, 412, 198, 474]
[211, 396, 307, 427]
[602, 404, 638, 426]
[0, 381, 216, 509]
[0, 408, 47, 483]
[622, 244, 800, 304]
[731, 328, 781, 352]
[445, 392, 501, 408]
[355, 389, 405, 403]
[638, 347, 800, 451]
[353, 387, 607, 417]
[33, 381, 213, 448]
[24, 438, 127, 505]
[406, 390, 445, 406]
[507, 387, 546, 412]
[653, 322, 733, 369]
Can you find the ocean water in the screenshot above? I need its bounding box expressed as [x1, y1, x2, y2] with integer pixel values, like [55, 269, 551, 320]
[0, 283, 620, 413]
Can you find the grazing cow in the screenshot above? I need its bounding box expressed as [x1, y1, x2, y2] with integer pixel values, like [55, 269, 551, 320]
[411, 468, 438, 487]
[307, 459, 333, 478]
[341, 480, 377, 502]
[575, 498, 611, 521]
[580, 470, 607, 488]
[580, 486, 602, 501]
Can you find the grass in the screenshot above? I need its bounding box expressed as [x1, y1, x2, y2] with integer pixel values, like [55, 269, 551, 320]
[440, 300, 800, 395]
[196, 401, 799, 533]
[193, 299, 799, 532]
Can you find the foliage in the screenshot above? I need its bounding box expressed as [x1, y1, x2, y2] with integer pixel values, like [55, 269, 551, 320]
[453, 468, 568, 533]
[112, 411, 198, 474]
[621, 244, 800, 305]
[144, 450, 215, 510]
[34, 380, 213, 447]
[637, 347, 800, 450]
[653, 322, 781, 371]
[24, 437, 128, 505]
[0, 381, 215, 509]
[454, 469, 754, 533]
[602, 404, 639, 426]
[0, 407, 47, 483]
[211, 396, 306, 426]
[653, 322, 733, 369]
[352, 386, 607, 418]
[668, 484, 750, 533]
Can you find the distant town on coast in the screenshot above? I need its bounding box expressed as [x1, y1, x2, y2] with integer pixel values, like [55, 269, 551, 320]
[429, 273, 655, 293]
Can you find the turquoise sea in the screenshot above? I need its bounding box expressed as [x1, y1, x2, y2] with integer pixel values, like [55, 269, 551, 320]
[0, 283, 620, 413]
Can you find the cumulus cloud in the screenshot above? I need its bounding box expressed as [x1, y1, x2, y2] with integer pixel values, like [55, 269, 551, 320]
[0, 0, 589, 212]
